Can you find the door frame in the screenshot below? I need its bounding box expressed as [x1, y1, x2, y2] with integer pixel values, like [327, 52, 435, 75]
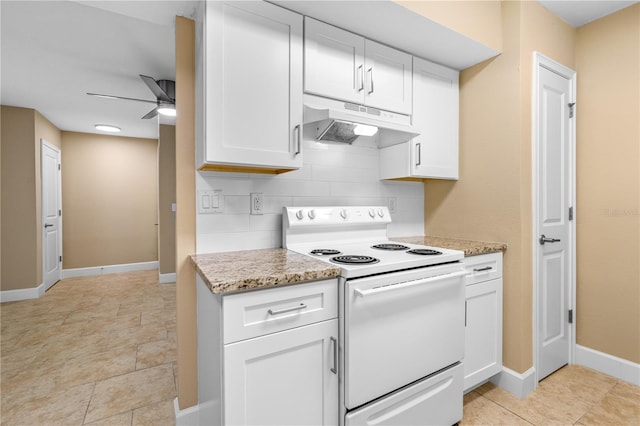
[531, 52, 577, 384]
[41, 139, 62, 290]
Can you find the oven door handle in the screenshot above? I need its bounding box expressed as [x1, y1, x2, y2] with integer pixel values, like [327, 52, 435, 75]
[353, 270, 468, 298]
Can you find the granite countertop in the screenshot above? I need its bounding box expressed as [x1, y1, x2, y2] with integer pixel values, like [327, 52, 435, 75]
[191, 248, 341, 294]
[393, 236, 507, 256]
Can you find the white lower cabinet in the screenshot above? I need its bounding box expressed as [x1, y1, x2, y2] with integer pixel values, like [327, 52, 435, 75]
[197, 276, 339, 426]
[462, 253, 503, 392]
[225, 319, 338, 426]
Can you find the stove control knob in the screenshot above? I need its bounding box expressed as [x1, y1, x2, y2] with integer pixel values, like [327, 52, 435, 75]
[368, 208, 376, 218]
[340, 209, 349, 219]
[295, 209, 305, 220]
[308, 210, 316, 220]
[377, 208, 385, 218]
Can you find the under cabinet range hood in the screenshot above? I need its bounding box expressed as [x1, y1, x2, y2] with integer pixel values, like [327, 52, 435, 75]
[303, 94, 419, 147]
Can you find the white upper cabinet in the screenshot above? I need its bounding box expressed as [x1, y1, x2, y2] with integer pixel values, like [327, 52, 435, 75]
[380, 57, 459, 180]
[304, 18, 365, 105]
[304, 18, 412, 115]
[201, 1, 303, 173]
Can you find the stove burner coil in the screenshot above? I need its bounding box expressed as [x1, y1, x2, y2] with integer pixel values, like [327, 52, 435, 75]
[310, 249, 341, 256]
[406, 249, 443, 256]
[330, 255, 380, 265]
[371, 243, 410, 251]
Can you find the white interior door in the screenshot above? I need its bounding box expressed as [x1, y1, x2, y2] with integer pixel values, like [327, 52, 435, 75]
[42, 140, 62, 289]
[534, 55, 575, 381]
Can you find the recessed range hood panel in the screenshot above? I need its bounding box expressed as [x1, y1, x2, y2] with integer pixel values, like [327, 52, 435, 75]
[303, 94, 420, 147]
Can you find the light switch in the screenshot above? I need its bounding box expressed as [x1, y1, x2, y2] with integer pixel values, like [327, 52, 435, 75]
[198, 190, 224, 214]
[171, 203, 177, 212]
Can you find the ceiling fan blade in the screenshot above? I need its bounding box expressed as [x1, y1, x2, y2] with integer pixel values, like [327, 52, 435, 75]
[139, 74, 172, 102]
[87, 92, 157, 104]
[142, 107, 159, 120]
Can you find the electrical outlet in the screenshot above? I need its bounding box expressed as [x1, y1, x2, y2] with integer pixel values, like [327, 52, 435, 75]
[388, 197, 397, 214]
[250, 192, 263, 215]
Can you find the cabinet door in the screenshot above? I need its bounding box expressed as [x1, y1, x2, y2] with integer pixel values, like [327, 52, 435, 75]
[464, 278, 503, 391]
[304, 17, 365, 105]
[412, 57, 459, 179]
[224, 319, 339, 426]
[364, 39, 412, 114]
[205, 1, 303, 170]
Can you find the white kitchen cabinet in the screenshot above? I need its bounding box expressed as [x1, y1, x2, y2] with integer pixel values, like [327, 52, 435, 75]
[462, 252, 503, 392]
[197, 276, 339, 426]
[304, 17, 412, 115]
[200, 1, 303, 173]
[379, 57, 459, 180]
[225, 319, 338, 426]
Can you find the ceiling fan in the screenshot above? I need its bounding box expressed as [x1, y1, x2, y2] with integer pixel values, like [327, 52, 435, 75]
[87, 74, 175, 119]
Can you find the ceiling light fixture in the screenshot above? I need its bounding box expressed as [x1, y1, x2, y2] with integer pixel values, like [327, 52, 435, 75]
[157, 104, 176, 117]
[94, 124, 121, 133]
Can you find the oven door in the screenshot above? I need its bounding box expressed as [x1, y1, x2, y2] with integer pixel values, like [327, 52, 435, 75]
[344, 265, 466, 409]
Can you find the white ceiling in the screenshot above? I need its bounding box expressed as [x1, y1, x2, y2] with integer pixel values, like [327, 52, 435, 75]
[1, 1, 197, 139]
[1, 1, 636, 140]
[537, 0, 638, 27]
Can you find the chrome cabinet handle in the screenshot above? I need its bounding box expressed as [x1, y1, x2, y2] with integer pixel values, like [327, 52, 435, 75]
[415, 143, 421, 166]
[294, 124, 301, 155]
[44, 223, 54, 228]
[330, 336, 337, 374]
[357, 65, 364, 92]
[267, 303, 307, 316]
[539, 234, 561, 245]
[473, 266, 493, 272]
[368, 68, 374, 94]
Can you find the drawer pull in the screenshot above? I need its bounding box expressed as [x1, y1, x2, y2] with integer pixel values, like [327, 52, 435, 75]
[473, 266, 493, 272]
[268, 303, 307, 316]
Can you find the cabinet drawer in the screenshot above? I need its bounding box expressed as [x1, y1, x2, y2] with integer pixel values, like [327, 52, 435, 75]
[223, 279, 338, 344]
[463, 253, 502, 285]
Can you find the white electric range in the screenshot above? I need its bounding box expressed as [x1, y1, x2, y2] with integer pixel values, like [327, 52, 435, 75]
[283, 206, 466, 426]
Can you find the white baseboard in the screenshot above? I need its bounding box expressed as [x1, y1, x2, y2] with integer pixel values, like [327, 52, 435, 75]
[174, 398, 199, 426]
[0, 282, 45, 303]
[159, 272, 177, 284]
[575, 344, 640, 386]
[62, 261, 158, 278]
[490, 366, 536, 398]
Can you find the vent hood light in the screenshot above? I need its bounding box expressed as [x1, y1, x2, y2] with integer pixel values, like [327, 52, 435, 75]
[353, 123, 378, 136]
[95, 124, 121, 133]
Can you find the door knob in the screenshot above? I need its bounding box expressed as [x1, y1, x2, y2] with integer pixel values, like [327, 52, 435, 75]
[539, 234, 560, 245]
[44, 223, 54, 228]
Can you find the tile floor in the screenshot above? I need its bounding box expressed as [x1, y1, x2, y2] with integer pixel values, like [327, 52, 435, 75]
[1, 270, 639, 425]
[462, 365, 640, 425]
[1, 270, 177, 425]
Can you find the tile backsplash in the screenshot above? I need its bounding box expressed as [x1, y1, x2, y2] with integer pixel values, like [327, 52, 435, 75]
[196, 136, 424, 253]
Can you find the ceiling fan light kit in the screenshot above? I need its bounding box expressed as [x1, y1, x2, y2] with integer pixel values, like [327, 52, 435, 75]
[87, 74, 176, 120]
[157, 103, 176, 117]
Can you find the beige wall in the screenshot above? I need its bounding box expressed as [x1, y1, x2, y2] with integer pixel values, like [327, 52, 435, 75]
[423, 1, 575, 373]
[1, 106, 61, 291]
[158, 124, 176, 275]
[396, 0, 503, 52]
[175, 16, 198, 409]
[575, 4, 640, 364]
[61, 132, 158, 269]
[1, 107, 38, 291]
